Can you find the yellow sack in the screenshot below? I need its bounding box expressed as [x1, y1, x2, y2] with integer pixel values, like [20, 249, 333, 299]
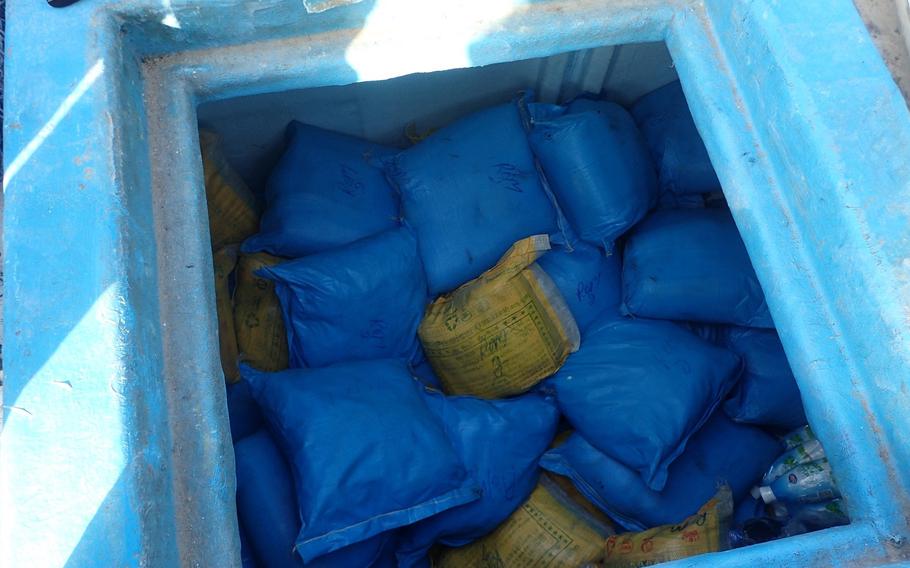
[234, 252, 289, 372]
[604, 487, 733, 567]
[418, 235, 580, 398]
[434, 474, 613, 568]
[199, 129, 259, 250]
[213, 246, 241, 384]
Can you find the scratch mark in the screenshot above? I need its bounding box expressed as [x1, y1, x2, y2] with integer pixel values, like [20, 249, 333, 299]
[5, 405, 34, 416]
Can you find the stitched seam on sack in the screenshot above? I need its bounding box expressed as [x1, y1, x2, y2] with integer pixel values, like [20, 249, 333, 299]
[298, 486, 479, 546]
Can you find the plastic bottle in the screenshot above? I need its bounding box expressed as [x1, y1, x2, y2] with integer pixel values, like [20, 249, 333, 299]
[755, 459, 840, 505]
[762, 438, 825, 485]
[781, 425, 815, 450]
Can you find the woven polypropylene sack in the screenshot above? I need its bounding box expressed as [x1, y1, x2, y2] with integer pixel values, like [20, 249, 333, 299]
[529, 100, 657, 250]
[631, 81, 721, 196]
[213, 245, 240, 383]
[552, 317, 742, 491]
[199, 129, 260, 250]
[621, 208, 773, 328]
[603, 488, 733, 567]
[233, 252, 289, 372]
[419, 236, 579, 398]
[259, 227, 426, 368]
[721, 327, 807, 430]
[536, 241, 623, 332]
[540, 414, 780, 531]
[234, 430, 302, 568]
[242, 121, 399, 258]
[225, 379, 262, 443]
[235, 430, 398, 568]
[385, 101, 559, 295]
[242, 360, 480, 561]
[434, 474, 614, 568]
[396, 391, 560, 567]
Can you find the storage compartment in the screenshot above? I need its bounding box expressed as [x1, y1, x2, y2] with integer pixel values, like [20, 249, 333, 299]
[7, 0, 910, 565]
[199, 40, 849, 567]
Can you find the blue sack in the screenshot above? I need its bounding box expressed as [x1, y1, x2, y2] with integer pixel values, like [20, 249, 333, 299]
[656, 191, 706, 209]
[239, 522, 258, 568]
[242, 360, 480, 562]
[553, 317, 742, 491]
[235, 430, 398, 568]
[528, 100, 657, 249]
[622, 208, 774, 327]
[540, 413, 779, 531]
[309, 533, 400, 568]
[385, 101, 559, 294]
[631, 80, 721, 195]
[396, 392, 560, 567]
[242, 121, 399, 258]
[409, 349, 443, 390]
[226, 379, 263, 443]
[258, 227, 426, 368]
[721, 327, 807, 430]
[234, 430, 301, 568]
[536, 241, 622, 332]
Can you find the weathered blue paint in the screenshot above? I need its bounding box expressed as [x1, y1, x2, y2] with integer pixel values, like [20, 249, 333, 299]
[1, 0, 908, 566]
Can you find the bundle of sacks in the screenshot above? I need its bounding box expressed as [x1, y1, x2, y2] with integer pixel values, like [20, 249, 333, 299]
[205, 80, 814, 568]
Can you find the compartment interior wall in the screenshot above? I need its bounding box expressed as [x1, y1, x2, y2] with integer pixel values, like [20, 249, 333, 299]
[198, 41, 678, 191]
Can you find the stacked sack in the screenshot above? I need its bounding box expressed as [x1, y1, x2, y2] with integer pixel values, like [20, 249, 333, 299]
[201, 80, 839, 568]
[213, 103, 593, 568]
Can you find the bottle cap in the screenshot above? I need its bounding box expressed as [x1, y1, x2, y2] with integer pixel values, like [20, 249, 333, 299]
[758, 486, 777, 504]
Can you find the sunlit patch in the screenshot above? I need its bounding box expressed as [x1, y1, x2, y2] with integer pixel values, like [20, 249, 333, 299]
[161, 0, 182, 29]
[0, 283, 127, 566]
[345, 0, 524, 81]
[3, 59, 105, 191]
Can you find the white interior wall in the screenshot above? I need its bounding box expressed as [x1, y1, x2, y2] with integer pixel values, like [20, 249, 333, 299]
[198, 41, 678, 191]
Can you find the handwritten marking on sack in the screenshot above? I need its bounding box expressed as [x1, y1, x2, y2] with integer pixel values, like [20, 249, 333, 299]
[490, 163, 526, 193]
[361, 319, 387, 349]
[337, 164, 364, 196]
[577, 272, 602, 306]
[669, 511, 708, 533]
[442, 304, 472, 331]
[491, 355, 504, 379]
[423, 292, 567, 396]
[419, 236, 577, 398]
[479, 329, 509, 359]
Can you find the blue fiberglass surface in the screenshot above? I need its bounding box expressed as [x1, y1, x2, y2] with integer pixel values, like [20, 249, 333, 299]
[2, 0, 909, 566]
